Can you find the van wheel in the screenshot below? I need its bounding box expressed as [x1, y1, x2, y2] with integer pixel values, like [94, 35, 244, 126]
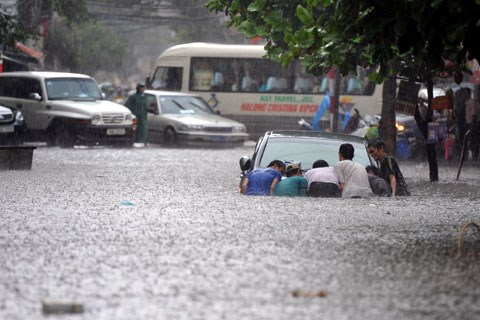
[163, 128, 177, 146]
[56, 125, 75, 148]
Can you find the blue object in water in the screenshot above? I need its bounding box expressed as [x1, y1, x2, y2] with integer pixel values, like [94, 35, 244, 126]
[396, 139, 411, 160]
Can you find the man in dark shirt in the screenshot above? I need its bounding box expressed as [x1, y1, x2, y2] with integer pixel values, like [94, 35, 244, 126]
[368, 141, 411, 196]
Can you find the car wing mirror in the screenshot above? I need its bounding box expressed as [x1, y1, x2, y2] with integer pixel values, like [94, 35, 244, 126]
[28, 93, 42, 101]
[147, 104, 159, 114]
[239, 155, 251, 171]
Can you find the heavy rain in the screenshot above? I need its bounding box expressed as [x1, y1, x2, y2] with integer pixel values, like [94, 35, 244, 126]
[1, 0, 480, 319]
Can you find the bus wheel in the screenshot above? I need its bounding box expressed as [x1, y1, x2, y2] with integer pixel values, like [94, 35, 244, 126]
[163, 127, 177, 146]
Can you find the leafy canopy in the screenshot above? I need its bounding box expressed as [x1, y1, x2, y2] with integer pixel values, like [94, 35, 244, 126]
[206, 0, 480, 83]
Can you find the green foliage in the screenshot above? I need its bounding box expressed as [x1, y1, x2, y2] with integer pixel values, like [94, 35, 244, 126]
[49, 0, 91, 24]
[206, 0, 480, 83]
[0, 11, 32, 49]
[46, 19, 126, 74]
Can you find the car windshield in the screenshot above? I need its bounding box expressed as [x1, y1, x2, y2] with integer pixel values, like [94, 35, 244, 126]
[258, 136, 372, 169]
[159, 96, 214, 115]
[46, 78, 103, 100]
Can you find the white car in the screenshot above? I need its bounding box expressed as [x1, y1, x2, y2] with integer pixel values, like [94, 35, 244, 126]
[0, 72, 134, 147]
[144, 90, 249, 147]
[0, 104, 26, 145]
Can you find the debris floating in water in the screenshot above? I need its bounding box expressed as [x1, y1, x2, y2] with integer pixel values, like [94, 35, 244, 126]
[42, 299, 84, 314]
[291, 289, 327, 298]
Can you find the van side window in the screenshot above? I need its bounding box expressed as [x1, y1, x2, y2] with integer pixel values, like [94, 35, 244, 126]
[0, 77, 16, 97]
[152, 67, 182, 91]
[0, 77, 42, 99]
[17, 78, 42, 99]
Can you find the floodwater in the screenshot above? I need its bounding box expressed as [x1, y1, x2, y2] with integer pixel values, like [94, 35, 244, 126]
[1, 144, 480, 320]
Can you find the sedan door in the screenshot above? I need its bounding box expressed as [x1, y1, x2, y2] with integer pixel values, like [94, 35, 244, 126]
[146, 94, 163, 142]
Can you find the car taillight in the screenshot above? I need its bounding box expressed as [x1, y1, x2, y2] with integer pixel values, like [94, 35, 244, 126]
[132, 117, 137, 133]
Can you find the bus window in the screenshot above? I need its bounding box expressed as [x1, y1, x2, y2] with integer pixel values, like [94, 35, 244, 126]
[151, 66, 183, 91]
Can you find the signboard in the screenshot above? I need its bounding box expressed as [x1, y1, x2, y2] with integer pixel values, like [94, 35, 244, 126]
[432, 95, 453, 110]
[395, 81, 420, 115]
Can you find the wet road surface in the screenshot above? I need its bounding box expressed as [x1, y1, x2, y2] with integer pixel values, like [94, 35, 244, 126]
[1, 144, 480, 319]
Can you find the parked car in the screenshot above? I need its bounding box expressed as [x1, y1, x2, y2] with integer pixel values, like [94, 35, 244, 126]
[0, 71, 135, 148]
[0, 104, 26, 145]
[144, 90, 249, 147]
[239, 130, 376, 182]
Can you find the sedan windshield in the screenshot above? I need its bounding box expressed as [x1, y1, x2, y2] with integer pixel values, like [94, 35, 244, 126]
[159, 96, 214, 115]
[46, 78, 103, 100]
[258, 137, 372, 169]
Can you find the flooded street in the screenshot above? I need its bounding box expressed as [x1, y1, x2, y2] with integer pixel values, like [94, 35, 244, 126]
[1, 144, 480, 319]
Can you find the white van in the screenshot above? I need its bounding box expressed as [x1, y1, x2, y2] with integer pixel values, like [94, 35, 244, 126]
[0, 71, 134, 147]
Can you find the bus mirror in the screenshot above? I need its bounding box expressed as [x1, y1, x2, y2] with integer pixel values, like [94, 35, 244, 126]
[145, 76, 151, 89]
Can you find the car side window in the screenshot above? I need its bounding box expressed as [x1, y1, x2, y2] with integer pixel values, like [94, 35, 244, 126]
[146, 95, 158, 114]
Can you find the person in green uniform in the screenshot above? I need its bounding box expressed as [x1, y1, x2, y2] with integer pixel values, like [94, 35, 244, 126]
[273, 163, 308, 197]
[125, 83, 148, 145]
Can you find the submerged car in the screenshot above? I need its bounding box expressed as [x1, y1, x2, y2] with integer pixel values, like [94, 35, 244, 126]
[145, 90, 249, 147]
[240, 130, 376, 181]
[0, 104, 26, 145]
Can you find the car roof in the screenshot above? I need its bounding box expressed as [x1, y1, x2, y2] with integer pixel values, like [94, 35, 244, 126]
[265, 130, 368, 143]
[0, 71, 91, 79]
[144, 90, 201, 98]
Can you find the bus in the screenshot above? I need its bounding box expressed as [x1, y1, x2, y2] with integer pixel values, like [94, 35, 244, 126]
[146, 42, 383, 139]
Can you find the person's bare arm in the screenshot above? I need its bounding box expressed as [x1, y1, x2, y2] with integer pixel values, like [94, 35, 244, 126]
[389, 174, 397, 196]
[269, 178, 280, 195]
[338, 182, 345, 192]
[240, 177, 249, 194]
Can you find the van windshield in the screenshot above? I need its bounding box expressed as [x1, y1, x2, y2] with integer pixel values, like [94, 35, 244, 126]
[46, 78, 103, 100]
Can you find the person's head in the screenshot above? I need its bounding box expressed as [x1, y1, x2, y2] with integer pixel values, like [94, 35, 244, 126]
[366, 165, 380, 176]
[338, 143, 354, 161]
[285, 162, 301, 177]
[368, 140, 386, 161]
[312, 159, 329, 168]
[267, 160, 286, 173]
[136, 83, 145, 94]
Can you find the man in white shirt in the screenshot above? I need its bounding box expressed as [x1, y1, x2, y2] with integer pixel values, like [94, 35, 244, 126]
[304, 159, 341, 197]
[333, 143, 374, 198]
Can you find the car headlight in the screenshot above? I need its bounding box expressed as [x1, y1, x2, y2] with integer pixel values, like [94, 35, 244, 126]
[92, 114, 102, 125]
[125, 114, 132, 122]
[396, 123, 405, 132]
[233, 125, 246, 132]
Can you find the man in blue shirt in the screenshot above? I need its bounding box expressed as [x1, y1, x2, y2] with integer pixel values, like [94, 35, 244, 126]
[241, 160, 285, 196]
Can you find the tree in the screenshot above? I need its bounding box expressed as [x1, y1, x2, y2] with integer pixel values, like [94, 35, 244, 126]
[207, 0, 480, 182]
[44, 18, 127, 74]
[0, 9, 32, 50]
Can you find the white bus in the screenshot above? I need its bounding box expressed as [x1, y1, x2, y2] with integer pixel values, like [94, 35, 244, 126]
[146, 43, 382, 138]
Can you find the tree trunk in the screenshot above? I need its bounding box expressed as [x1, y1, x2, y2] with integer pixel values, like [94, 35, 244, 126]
[381, 77, 397, 154]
